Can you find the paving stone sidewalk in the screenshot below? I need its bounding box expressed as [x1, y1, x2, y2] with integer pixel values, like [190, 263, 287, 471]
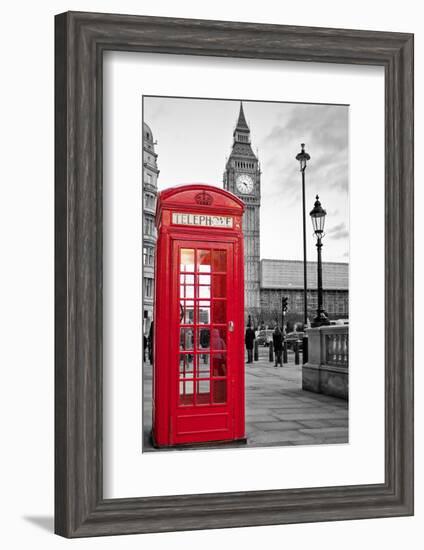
[143, 346, 348, 451]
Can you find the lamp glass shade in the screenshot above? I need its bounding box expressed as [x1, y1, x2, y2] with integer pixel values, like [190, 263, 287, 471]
[295, 144, 310, 171]
[311, 212, 326, 234]
[310, 195, 327, 235]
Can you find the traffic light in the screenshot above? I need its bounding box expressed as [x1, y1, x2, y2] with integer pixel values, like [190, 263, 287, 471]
[282, 296, 288, 313]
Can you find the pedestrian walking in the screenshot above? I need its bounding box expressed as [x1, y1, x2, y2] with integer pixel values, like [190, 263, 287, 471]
[245, 323, 255, 364]
[199, 327, 210, 364]
[143, 333, 147, 363]
[273, 326, 283, 367]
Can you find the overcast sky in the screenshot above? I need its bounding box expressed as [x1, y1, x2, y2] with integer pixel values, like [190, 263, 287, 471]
[143, 96, 349, 263]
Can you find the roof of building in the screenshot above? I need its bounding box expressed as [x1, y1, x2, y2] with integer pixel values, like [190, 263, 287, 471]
[261, 259, 349, 290]
[235, 102, 249, 131]
[143, 122, 157, 155]
[229, 142, 257, 159]
[227, 103, 258, 161]
[143, 122, 153, 141]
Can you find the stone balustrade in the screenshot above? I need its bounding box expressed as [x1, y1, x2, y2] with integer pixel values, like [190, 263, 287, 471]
[302, 325, 349, 400]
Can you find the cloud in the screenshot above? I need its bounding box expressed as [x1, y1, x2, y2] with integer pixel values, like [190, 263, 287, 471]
[258, 103, 348, 202]
[327, 208, 340, 216]
[327, 222, 349, 240]
[263, 104, 348, 149]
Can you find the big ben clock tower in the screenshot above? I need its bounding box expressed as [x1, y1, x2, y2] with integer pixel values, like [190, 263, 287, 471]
[223, 102, 261, 321]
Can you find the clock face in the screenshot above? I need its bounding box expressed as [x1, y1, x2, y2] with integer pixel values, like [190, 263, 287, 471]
[236, 174, 254, 195]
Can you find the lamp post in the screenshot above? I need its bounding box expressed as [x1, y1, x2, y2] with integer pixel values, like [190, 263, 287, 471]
[310, 195, 330, 327]
[295, 143, 310, 363]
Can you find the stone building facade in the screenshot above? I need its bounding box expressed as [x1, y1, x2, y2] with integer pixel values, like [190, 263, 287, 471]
[143, 122, 159, 335]
[260, 259, 349, 328]
[223, 103, 261, 322]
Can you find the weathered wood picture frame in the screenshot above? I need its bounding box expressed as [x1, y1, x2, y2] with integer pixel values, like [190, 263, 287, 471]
[55, 11, 414, 538]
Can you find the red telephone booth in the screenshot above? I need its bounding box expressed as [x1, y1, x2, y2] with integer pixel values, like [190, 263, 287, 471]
[152, 184, 245, 447]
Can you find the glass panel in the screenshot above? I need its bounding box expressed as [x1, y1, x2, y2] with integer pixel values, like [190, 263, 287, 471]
[180, 285, 194, 299]
[197, 250, 211, 273]
[212, 353, 227, 377]
[196, 380, 210, 405]
[212, 274, 226, 298]
[212, 300, 226, 324]
[179, 354, 194, 378]
[180, 274, 194, 285]
[212, 250, 226, 272]
[210, 327, 226, 350]
[198, 274, 211, 285]
[212, 380, 227, 404]
[179, 328, 194, 351]
[198, 328, 210, 351]
[179, 381, 194, 406]
[198, 285, 210, 299]
[180, 249, 195, 272]
[197, 301, 210, 325]
[196, 353, 210, 377]
[180, 301, 194, 324]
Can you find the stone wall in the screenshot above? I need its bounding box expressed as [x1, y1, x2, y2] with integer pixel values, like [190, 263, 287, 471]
[302, 325, 349, 400]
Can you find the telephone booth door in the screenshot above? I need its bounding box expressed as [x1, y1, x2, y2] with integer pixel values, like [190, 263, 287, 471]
[174, 241, 235, 445]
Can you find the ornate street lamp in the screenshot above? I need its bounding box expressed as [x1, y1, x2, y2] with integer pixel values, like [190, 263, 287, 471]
[296, 143, 311, 362]
[310, 195, 330, 327]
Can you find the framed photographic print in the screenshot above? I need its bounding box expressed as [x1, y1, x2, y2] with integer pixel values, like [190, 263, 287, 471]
[55, 11, 414, 537]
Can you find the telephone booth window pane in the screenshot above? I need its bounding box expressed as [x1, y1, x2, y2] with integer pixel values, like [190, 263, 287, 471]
[180, 274, 194, 285]
[212, 380, 227, 404]
[212, 353, 227, 377]
[212, 300, 226, 324]
[212, 274, 226, 297]
[212, 250, 226, 272]
[180, 300, 194, 324]
[196, 353, 210, 377]
[180, 328, 194, 350]
[180, 249, 195, 272]
[198, 285, 211, 298]
[179, 354, 194, 377]
[179, 381, 194, 406]
[197, 301, 210, 324]
[180, 353, 194, 378]
[180, 274, 195, 298]
[198, 274, 211, 285]
[197, 250, 211, 272]
[196, 380, 211, 405]
[197, 328, 210, 351]
[211, 327, 226, 350]
[181, 285, 194, 298]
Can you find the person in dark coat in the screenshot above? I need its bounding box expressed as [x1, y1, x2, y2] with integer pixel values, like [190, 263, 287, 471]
[245, 324, 256, 364]
[273, 326, 284, 367]
[143, 334, 147, 363]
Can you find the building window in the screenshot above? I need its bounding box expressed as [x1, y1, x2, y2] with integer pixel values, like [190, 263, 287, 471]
[144, 217, 155, 237]
[143, 246, 154, 266]
[145, 173, 153, 185]
[144, 277, 153, 298]
[144, 192, 155, 210]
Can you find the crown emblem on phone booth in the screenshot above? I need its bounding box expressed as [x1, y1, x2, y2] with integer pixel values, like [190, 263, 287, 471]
[195, 191, 213, 206]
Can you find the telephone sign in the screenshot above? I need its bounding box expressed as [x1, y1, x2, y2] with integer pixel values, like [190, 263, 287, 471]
[171, 212, 234, 228]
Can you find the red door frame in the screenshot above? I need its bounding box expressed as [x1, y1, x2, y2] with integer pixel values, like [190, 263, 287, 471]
[152, 185, 245, 447]
[170, 238, 236, 445]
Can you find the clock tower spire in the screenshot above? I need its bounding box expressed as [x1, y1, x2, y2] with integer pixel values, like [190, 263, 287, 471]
[223, 102, 261, 323]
